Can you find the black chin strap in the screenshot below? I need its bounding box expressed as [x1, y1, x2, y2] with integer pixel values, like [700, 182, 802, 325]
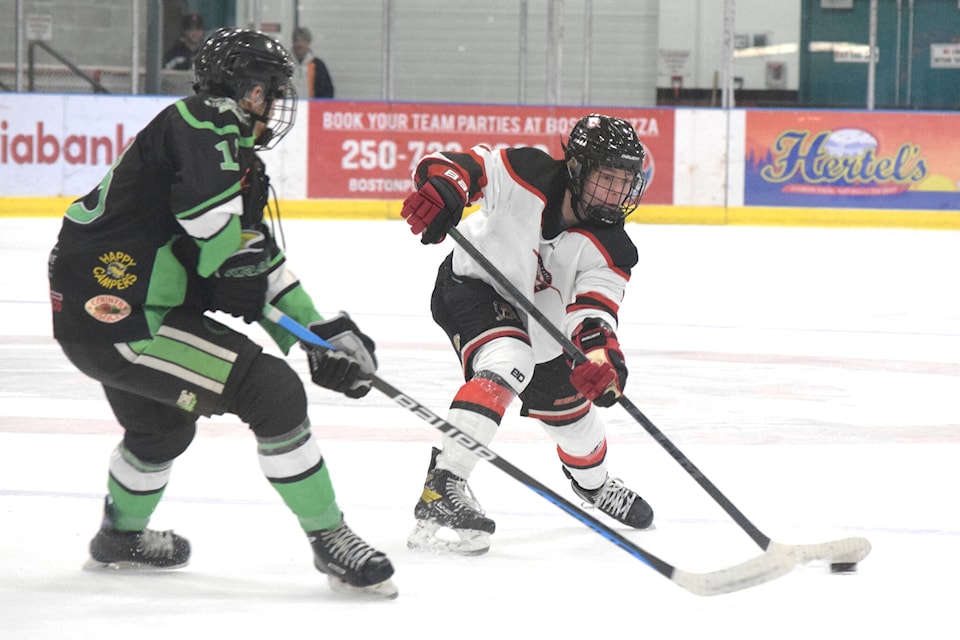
[256, 127, 275, 147]
[571, 198, 590, 225]
[248, 96, 275, 147]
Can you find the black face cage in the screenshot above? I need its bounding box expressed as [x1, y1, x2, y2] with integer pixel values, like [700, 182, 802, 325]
[572, 160, 645, 225]
[255, 79, 297, 150]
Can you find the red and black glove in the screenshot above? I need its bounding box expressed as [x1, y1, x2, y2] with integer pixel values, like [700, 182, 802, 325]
[568, 318, 627, 407]
[400, 166, 468, 245]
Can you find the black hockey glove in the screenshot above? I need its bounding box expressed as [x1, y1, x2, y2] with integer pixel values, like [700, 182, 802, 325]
[401, 168, 468, 245]
[304, 312, 378, 399]
[203, 228, 274, 323]
[568, 318, 627, 407]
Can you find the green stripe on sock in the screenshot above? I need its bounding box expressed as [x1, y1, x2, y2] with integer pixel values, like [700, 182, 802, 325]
[107, 476, 166, 531]
[269, 463, 341, 531]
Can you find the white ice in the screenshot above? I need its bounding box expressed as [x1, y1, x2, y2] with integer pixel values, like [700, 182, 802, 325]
[1, 217, 958, 639]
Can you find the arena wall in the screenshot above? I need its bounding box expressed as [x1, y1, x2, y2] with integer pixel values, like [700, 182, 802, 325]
[1, 94, 957, 229]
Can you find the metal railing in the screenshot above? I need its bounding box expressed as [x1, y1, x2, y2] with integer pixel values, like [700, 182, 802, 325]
[28, 40, 110, 94]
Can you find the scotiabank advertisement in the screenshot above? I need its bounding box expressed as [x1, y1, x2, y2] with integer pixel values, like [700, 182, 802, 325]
[746, 110, 960, 210]
[307, 102, 675, 204]
[0, 94, 162, 197]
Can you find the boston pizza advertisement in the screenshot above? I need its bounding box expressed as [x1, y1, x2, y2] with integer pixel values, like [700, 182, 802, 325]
[306, 102, 675, 205]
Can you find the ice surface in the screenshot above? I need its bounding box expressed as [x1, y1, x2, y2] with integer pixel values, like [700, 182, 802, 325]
[1, 218, 957, 639]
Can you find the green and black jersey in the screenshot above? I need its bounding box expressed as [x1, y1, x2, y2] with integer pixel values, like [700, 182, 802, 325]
[49, 93, 318, 351]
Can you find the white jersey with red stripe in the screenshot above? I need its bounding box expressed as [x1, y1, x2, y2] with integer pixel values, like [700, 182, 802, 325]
[416, 143, 639, 364]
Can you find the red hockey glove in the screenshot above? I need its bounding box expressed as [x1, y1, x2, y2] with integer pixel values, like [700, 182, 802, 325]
[568, 319, 627, 407]
[400, 169, 468, 245]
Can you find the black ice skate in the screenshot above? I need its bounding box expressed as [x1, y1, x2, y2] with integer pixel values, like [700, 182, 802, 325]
[86, 497, 190, 570]
[565, 468, 654, 530]
[308, 518, 398, 599]
[407, 447, 496, 555]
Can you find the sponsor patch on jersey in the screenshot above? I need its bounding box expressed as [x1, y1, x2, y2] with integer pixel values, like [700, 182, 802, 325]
[50, 290, 63, 312]
[84, 295, 132, 323]
[176, 389, 198, 412]
[92, 250, 138, 291]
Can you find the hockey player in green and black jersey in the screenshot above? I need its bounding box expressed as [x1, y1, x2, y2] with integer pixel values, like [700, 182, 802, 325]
[47, 28, 396, 598]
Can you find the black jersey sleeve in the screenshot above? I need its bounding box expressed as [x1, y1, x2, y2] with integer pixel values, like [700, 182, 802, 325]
[582, 224, 639, 275]
[502, 147, 563, 200]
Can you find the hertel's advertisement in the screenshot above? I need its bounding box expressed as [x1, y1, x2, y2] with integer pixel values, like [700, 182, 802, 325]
[746, 110, 960, 210]
[307, 102, 675, 204]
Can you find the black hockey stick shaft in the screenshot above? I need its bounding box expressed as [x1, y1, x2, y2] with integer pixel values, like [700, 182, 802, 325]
[446, 226, 772, 550]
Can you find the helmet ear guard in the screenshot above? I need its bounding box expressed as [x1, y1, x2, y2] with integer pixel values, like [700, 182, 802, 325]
[193, 28, 298, 149]
[564, 114, 647, 226]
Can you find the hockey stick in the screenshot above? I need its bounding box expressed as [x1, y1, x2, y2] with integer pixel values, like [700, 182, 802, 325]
[263, 304, 796, 596]
[445, 226, 871, 571]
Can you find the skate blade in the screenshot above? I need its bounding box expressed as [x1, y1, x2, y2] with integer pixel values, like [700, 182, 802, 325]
[327, 575, 399, 599]
[83, 557, 189, 572]
[406, 520, 491, 556]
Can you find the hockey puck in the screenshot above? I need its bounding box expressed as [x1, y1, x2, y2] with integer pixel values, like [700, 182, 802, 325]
[830, 562, 858, 573]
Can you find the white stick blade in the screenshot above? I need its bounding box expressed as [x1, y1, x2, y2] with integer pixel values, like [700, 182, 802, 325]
[770, 536, 872, 567]
[671, 548, 795, 597]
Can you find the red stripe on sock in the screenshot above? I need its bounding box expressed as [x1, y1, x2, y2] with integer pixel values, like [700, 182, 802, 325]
[453, 377, 516, 416]
[557, 439, 608, 469]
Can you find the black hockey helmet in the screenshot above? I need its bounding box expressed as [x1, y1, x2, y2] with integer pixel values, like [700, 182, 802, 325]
[193, 27, 297, 149]
[563, 114, 647, 226]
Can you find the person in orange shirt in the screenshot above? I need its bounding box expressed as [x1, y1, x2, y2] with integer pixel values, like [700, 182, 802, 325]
[291, 27, 334, 98]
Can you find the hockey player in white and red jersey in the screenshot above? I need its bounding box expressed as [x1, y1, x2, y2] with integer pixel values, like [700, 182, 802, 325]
[400, 114, 654, 555]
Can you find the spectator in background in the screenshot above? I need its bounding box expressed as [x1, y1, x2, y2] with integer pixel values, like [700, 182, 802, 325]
[163, 14, 206, 71]
[291, 27, 334, 98]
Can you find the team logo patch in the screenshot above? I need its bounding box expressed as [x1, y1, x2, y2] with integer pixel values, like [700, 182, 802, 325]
[493, 301, 517, 322]
[84, 295, 132, 323]
[93, 250, 138, 290]
[50, 290, 63, 312]
[533, 250, 555, 293]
